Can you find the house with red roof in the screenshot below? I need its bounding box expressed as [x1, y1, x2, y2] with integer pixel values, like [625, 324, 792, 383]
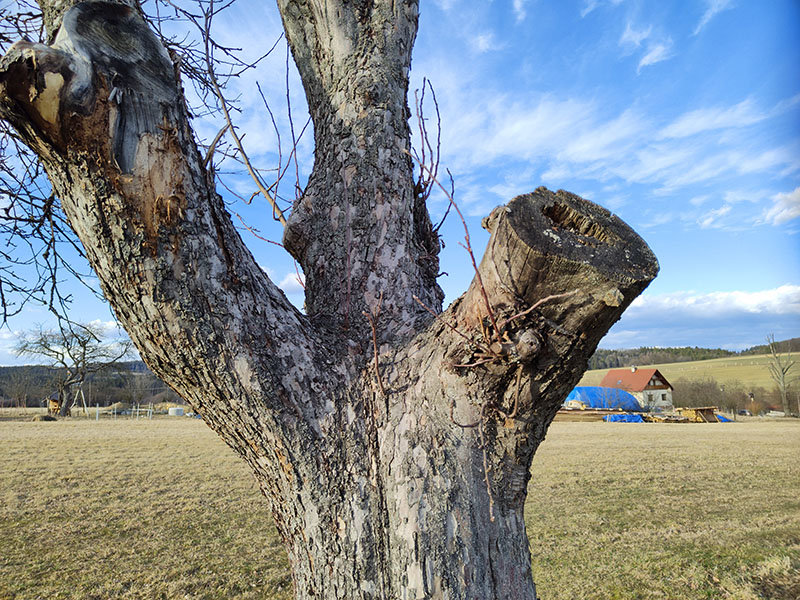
[600, 367, 674, 410]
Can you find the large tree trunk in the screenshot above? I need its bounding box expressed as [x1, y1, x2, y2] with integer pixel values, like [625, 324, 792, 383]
[0, 2, 658, 598]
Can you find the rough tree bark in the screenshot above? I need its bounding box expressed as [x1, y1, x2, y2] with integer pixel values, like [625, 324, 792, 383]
[0, 1, 658, 598]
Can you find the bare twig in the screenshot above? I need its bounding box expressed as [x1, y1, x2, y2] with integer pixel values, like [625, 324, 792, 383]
[477, 403, 496, 522]
[497, 364, 523, 420]
[293, 260, 306, 290]
[199, 2, 287, 226]
[231, 212, 284, 246]
[499, 290, 580, 329]
[203, 123, 229, 168]
[452, 358, 494, 368]
[411, 79, 442, 206]
[412, 294, 492, 355]
[432, 170, 455, 233]
[407, 153, 502, 343]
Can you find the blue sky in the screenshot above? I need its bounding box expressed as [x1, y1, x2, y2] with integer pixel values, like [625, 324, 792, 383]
[1, 0, 798, 364]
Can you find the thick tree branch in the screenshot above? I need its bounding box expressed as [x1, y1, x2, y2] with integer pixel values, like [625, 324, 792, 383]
[0, 1, 328, 436]
[277, 0, 442, 341]
[420, 186, 658, 505]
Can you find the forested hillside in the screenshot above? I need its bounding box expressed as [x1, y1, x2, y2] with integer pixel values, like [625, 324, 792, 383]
[0, 361, 177, 408]
[740, 337, 800, 355]
[588, 337, 797, 370]
[588, 347, 736, 370]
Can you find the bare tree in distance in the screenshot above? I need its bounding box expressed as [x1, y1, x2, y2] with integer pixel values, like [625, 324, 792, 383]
[766, 333, 796, 416]
[0, 1, 658, 598]
[14, 322, 131, 415]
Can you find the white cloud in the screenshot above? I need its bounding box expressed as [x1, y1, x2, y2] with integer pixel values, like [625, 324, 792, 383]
[698, 204, 732, 228]
[694, 0, 735, 35]
[763, 187, 800, 225]
[513, 0, 529, 22]
[640, 212, 674, 229]
[581, 0, 624, 18]
[630, 285, 800, 316]
[619, 22, 652, 48]
[414, 44, 796, 209]
[87, 319, 123, 336]
[637, 38, 674, 72]
[660, 98, 765, 138]
[433, 0, 458, 10]
[559, 109, 647, 164]
[600, 285, 800, 349]
[738, 145, 800, 175]
[0, 329, 20, 341]
[278, 270, 305, 294]
[472, 32, 503, 53]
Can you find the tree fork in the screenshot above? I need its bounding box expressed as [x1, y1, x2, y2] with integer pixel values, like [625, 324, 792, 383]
[0, 2, 658, 598]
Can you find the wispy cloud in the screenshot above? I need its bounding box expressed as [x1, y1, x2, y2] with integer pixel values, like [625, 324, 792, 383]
[513, 0, 529, 22]
[433, 0, 458, 11]
[616, 21, 675, 74]
[581, 0, 624, 19]
[619, 22, 652, 48]
[694, 0, 735, 35]
[698, 204, 732, 228]
[738, 144, 800, 175]
[414, 41, 797, 217]
[471, 31, 503, 53]
[637, 38, 674, 72]
[560, 109, 647, 163]
[660, 98, 765, 138]
[762, 187, 800, 225]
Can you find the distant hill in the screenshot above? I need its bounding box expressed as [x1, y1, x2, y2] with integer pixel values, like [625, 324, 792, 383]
[740, 337, 800, 356]
[588, 337, 798, 370]
[0, 360, 174, 407]
[588, 347, 736, 370]
[580, 353, 786, 391]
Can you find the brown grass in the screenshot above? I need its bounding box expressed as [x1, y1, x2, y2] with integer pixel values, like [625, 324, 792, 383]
[1, 418, 798, 599]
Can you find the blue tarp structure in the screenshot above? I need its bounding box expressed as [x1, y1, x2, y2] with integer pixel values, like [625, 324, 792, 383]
[564, 386, 642, 411]
[603, 414, 645, 423]
[716, 414, 732, 422]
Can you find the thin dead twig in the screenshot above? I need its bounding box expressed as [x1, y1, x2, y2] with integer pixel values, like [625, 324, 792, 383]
[203, 123, 229, 168]
[500, 290, 580, 329]
[200, 3, 287, 226]
[231, 212, 284, 247]
[407, 153, 502, 345]
[412, 294, 492, 356]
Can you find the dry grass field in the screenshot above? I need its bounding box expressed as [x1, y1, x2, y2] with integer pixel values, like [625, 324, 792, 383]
[579, 353, 790, 391]
[1, 415, 798, 599]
